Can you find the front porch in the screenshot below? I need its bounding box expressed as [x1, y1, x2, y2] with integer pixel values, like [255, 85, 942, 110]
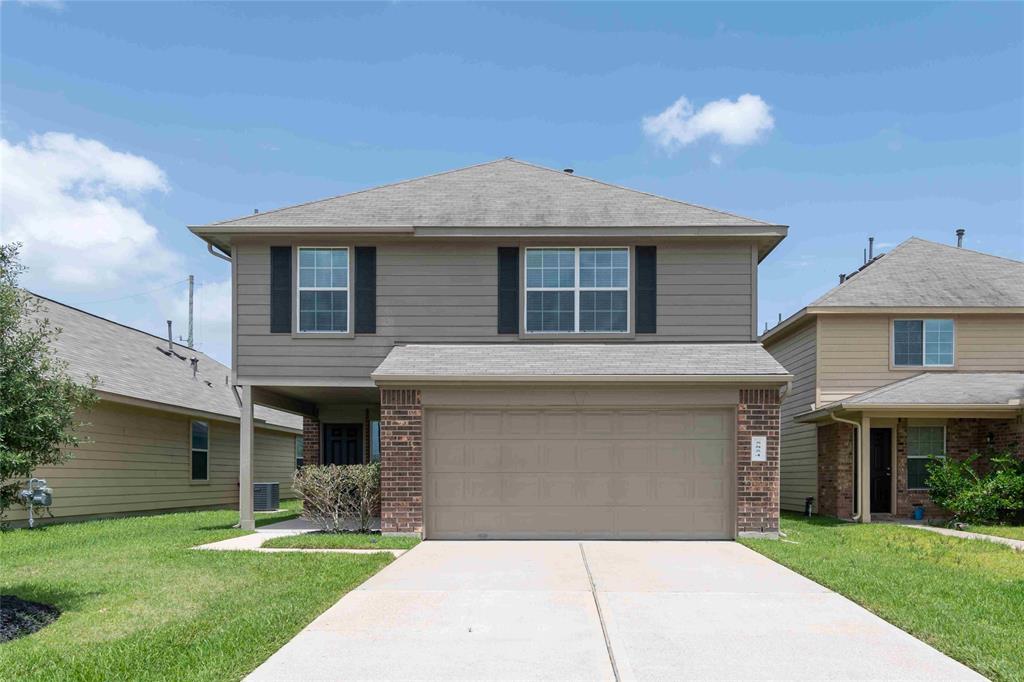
[800, 372, 1024, 523]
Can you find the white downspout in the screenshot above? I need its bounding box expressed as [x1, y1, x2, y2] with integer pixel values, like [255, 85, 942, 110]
[829, 412, 862, 522]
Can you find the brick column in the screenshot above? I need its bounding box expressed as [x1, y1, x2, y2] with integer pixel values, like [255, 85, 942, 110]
[302, 417, 321, 466]
[736, 388, 781, 537]
[817, 422, 855, 519]
[380, 388, 423, 535]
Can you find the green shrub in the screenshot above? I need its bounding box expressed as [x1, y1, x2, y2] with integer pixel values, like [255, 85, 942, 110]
[925, 452, 1024, 524]
[293, 463, 381, 532]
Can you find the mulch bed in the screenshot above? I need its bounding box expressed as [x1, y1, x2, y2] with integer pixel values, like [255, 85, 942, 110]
[1, 595, 61, 643]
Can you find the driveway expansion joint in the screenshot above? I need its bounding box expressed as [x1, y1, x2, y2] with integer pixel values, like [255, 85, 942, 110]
[579, 542, 621, 682]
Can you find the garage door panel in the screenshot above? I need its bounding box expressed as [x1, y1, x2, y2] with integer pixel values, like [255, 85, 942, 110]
[426, 406, 734, 540]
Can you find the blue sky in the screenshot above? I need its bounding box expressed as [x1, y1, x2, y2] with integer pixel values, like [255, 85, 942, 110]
[2, 2, 1021, 364]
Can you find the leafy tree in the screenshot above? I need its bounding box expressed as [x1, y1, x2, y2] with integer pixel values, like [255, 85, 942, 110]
[1, 243, 97, 520]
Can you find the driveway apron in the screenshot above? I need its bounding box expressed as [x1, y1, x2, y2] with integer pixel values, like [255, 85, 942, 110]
[246, 541, 983, 681]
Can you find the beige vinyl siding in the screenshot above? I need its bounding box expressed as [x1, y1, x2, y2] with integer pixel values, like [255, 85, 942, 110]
[234, 239, 755, 382]
[817, 314, 1024, 403]
[766, 320, 818, 512]
[6, 401, 298, 523]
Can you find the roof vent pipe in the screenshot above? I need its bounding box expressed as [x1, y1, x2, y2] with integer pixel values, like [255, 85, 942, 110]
[191, 357, 199, 379]
[956, 228, 965, 248]
[563, 168, 574, 174]
[254, 208, 259, 214]
[166, 321, 173, 351]
[868, 236, 875, 260]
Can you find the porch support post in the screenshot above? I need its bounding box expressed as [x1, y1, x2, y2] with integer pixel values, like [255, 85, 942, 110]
[239, 384, 255, 531]
[859, 415, 871, 523]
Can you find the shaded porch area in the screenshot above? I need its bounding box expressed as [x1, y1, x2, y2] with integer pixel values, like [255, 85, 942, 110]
[798, 373, 1023, 523]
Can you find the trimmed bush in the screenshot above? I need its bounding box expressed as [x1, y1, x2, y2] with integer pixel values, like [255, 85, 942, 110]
[926, 452, 1024, 524]
[293, 463, 380, 532]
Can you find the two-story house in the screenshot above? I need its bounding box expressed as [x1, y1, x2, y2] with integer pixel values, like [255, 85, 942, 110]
[190, 158, 791, 539]
[762, 236, 1024, 522]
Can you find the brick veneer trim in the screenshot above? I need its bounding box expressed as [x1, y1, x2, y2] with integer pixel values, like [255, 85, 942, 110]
[736, 388, 782, 536]
[380, 389, 424, 535]
[302, 417, 321, 466]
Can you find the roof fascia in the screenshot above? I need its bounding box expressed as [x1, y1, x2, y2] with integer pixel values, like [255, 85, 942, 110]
[373, 373, 792, 387]
[96, 391, 302, 434]
[808, 306, 1024, 315]
[760, 308, 814, 345]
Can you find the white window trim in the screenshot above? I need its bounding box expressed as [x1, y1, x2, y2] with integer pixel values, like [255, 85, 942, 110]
[892, 318, 955, 368]
[295, 435, 304, 469]
[190, 420, 210, 482]
[523, 246, 630, 334]
[906, 423, 946, 490]
[296, 246, 352, 334]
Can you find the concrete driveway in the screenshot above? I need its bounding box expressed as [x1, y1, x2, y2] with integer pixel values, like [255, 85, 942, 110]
[247, 541, 983, 681]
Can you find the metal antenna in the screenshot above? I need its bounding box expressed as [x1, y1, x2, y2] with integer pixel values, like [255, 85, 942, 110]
[187, 275, 194, 349]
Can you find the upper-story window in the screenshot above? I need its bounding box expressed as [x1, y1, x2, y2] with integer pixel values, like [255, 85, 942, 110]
[298, 247, 349, 333]
[893, 319, 954, 367]
[525, 247, 629, 333]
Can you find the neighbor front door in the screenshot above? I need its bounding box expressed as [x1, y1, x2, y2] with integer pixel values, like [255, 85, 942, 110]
[870, 428, 892, 514]
[323, 423, 363, 465]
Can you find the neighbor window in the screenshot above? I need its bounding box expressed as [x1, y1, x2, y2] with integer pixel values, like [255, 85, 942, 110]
[295, 436, 304, 469]
[190, 420, 209, 481]
[525, 247, 629, 333]
[907, 425, 945, 489]
[893, 319, 953, 367]
[298, 247, 349, 333]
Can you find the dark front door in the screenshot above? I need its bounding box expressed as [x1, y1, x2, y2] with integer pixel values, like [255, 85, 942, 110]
[323, 423, 363, 465]
[870, 428, 892, 514]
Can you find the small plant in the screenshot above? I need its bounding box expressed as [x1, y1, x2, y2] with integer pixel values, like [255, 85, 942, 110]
[926, 451, 1024, 525]
[293, 463, 380, 532]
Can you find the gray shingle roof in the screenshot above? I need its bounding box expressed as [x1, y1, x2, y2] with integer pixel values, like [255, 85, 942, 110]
[811, 238, 1024, 308]
[372, 343, 790, 380]
[30, 295, 302, 431]
[201, 158, 774, 229]
[842, 372, 1024, 406]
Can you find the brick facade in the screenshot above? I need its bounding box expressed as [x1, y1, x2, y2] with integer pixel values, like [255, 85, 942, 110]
[817, 422, 855, 519]
[816, 416, 1023, 521]
[379, 389, 423, 535]
[302, 416, 320, 466]
[736, 388, 782, 536]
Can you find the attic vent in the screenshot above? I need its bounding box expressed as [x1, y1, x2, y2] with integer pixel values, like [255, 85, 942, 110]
[155, 346, 187, 360]
[563, 168, 574, 174]
[204, 380, 213, 388]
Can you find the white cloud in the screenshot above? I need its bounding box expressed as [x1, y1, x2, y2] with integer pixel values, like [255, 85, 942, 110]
[0, 132, 179, 291]
[709, 153, 723, 166]
[643, 94, 774, 150]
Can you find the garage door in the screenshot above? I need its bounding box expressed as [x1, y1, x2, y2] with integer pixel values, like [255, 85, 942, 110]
[424, 407, 734, 539]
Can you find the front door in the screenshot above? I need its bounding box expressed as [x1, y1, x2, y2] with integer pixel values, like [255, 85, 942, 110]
[323, 423, 363, 465]
[870, 428, 892, 514]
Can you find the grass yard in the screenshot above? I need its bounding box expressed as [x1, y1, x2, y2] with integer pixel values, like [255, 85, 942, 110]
[0, 500, 393, 682]
[263, 531, 421, 550]
[964, 524, 1024, 542]
[741, 513, 1024, 682]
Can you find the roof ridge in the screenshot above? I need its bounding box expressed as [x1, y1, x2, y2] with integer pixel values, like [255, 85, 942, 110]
[903, 236, 1024, 266]
[211, 158, 510, 226]
[504, 158, 775, 226]
[808, 237, 916, 306]
[28, 291, 227, 372]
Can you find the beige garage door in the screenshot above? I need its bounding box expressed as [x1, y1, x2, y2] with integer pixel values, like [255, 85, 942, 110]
[424, 407, 734, 540]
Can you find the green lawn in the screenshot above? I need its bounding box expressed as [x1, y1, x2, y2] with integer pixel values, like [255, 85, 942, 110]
[741, 513, 1024, 682]
[965, 524, 1024, 542]
[263, 531, 421, 550]
[0, 500, 393, 681]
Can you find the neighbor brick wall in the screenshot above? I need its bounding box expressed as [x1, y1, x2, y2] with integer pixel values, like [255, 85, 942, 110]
[302, 417, 320, 466]
[380, 389, 423, 535]
[817, 422, 855, 519]
[736, 388, 781, 535]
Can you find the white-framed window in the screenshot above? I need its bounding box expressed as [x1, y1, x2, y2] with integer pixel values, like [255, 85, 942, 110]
[190, 420, 209, 482]
[297, 247, 349, 333]
[295, 436, 304, 469]
[907, 424, 945, 489]
[893, 319, 954, 367]
[524, 247, 629, 333]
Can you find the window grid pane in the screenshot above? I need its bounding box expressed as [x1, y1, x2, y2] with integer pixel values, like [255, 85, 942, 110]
[924, 319, 954, 366]
[907, 426, 944, 489]
[191, 421, 209, 450]
[298, 247, 349, 333]
[893, 320, 923, 366]
[524, 247, 629, 333]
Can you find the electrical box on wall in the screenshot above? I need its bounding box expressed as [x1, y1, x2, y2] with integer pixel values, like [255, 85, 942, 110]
[751, 436, 767, 462]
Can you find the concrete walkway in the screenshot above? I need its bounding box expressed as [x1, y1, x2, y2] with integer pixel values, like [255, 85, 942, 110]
[194, 517, 405, 557]
[246, 541, 982, 681]
[908, 523, 1024, 551]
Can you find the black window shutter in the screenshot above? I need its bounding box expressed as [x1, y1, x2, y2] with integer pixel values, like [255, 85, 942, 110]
[635, 246, 657, 334]
[354, 247, 377, 334]
[270, 246, 292, 333]
[497, 247, 520, 334]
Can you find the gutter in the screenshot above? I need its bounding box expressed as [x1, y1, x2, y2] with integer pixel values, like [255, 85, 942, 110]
[208, 242, 231, 262]
[829, 412, 863, 522]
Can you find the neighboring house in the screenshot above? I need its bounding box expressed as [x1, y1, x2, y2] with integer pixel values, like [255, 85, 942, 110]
[762, 237, 1024, 522]
[190, 158, 791, 539]
[5, 295, 302, 525]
